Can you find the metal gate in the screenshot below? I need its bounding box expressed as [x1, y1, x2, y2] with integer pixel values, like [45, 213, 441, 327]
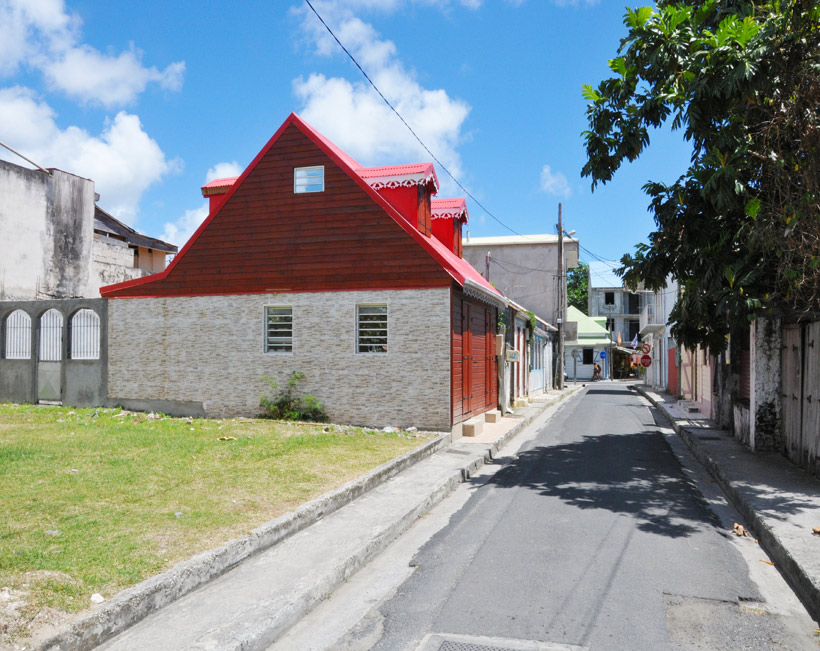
[38, 309, 63, 402]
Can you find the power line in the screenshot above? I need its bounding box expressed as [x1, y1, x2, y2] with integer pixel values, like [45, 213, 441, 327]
[305, 0, 628, 266]
[305, 0, 522, 236]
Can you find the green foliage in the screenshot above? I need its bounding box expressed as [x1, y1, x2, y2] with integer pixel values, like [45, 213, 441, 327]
[259, 372, 328, 422]
[582, 0, 820, 353]
[526, 310, 537, 331]
[567, 261, 590, 314]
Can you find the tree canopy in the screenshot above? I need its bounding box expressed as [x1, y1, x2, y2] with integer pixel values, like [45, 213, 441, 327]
[582, 0, 820, 353]
[568, 261, 590, 314]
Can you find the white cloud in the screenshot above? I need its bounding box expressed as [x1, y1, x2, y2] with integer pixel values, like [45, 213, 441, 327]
[205, 161, 242, 183]
[540, 164, 572, 198]
[0, 86, 179, 223]
[160, 161, 245, 248]
[294, 3, 471, 193]
[161, 202, 208, 249]
[0, 0, 184, 106]
[0, 0, 77, 75]
[42, 46, 185, 107]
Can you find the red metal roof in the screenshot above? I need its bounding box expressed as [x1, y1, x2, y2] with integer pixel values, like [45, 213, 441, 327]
[432, 198, 468, 222]
[102, 113, 503, 305]
[201, 177, 239, 197]
[357, 163, 439, 192]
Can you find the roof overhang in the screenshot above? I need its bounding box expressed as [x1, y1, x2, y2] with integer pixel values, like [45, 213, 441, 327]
[464, 278, 507, 310]
[363, 170, 438, 192]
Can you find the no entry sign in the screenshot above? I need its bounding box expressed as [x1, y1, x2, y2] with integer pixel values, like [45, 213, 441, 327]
[640, 354, 652, 367]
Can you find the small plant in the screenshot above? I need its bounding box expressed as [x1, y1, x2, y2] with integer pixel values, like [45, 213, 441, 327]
[259, 372, 328, 422]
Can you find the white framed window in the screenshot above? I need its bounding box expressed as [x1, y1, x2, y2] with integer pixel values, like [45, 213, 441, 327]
[294, 166, 324, 194]
[265, 306, 293, 353]
[357, 304, 387, 353]
[3, 310, 31, 359]
[70, 309, 100, 360]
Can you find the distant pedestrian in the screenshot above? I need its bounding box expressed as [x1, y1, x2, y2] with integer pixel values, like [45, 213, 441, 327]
[592, 363, 601, 381]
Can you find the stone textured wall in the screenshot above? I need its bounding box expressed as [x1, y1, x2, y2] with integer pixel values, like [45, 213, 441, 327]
[108, 289, 452, 430]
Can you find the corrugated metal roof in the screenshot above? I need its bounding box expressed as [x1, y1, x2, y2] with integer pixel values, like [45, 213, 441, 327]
[431, 197, 468, 222]
[103, 112, 502, 304]
[201, 177, 239, 197]
[94, 206, 178, 253]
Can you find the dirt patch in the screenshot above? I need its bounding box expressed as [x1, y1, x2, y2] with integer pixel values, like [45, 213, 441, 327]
[0, 573, 82, 650]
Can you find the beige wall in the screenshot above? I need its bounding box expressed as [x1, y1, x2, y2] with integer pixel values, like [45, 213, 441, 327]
[108, 288, 452, 430]
[462, 238, 577, 325]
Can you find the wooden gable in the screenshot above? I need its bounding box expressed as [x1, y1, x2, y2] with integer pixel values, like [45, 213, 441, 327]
[103, 122, 451, 298]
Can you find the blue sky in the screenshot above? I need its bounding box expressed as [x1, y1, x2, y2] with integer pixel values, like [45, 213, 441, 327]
[0, 0, 692, 266]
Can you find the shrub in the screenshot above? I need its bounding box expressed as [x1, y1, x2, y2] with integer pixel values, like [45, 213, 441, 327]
[259, 372, 328, 422]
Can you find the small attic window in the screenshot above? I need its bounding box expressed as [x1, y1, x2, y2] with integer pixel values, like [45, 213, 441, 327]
[294, 166, 324, 193]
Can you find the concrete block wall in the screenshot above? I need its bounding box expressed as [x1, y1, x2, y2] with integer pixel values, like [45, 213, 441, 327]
[108, 288, 452, 430]
[92, 239, 144, 294]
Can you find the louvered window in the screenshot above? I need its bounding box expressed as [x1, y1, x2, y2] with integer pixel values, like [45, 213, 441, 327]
[357, 305, 387, 353]
[265, 306, 293, 353]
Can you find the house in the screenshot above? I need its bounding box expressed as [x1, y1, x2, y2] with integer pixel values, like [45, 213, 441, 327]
[462, 234, 578, 330]
[501, 299, 555, 407]
[0, 157, 177, 301]
[563, 305, 611, 381]
[587, 260, 649, 344]
[100, 113, 506, 431]
[93, 206, 177, 288]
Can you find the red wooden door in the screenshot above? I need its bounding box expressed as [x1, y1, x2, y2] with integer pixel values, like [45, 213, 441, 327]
[485, 311, 494, 407]
[462, 302, 473, 416]
[470, 306, 487, 412]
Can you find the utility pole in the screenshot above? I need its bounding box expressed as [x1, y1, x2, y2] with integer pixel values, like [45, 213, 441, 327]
[485, 251, 491, 281]
[556, 203, 564, 390]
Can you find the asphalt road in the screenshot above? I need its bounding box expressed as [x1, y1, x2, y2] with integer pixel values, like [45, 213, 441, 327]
[275, 384, 818, 651]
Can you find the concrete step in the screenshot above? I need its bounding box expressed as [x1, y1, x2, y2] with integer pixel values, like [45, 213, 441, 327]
[484, 410, 499, 423]
[461, 415, 484, 437]
[679, 401, 701, 413]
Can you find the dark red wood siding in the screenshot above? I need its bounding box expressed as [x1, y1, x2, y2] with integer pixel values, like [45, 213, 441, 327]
[451, 288, 498, 425]
[110, 124, 451, 297]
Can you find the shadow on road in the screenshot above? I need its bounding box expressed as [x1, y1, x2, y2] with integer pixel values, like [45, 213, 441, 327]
[489, 429, 721, 539]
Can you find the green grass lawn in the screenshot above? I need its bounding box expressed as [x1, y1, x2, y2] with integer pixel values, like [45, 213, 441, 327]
[0, 403, 433, 633]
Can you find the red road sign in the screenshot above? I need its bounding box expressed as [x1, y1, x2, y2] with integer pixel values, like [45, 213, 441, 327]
[641, 343, 651, 354]
[640, 354, 652, 367]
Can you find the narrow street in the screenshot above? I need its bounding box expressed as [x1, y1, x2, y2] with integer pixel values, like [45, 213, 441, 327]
[275, 384, 818, 651]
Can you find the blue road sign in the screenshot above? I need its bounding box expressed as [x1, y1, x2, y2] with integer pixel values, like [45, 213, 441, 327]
[599, 350, 607, 359]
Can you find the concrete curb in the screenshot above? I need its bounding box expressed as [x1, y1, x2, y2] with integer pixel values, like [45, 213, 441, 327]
[41, 386, 582, 650]
[39, 432, 452, 651]
[634, 385, 820, 621]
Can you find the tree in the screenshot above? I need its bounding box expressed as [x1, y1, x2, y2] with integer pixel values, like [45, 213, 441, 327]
[582, 1, 820, 353]
[567, 261, 590, 314]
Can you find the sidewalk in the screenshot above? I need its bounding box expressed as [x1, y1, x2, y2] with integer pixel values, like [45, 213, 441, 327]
[40, 386, 581, 651]
[635, 385, 820, 622]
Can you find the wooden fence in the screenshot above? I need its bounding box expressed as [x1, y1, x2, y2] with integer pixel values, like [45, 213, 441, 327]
[781, 321, 820, 477]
